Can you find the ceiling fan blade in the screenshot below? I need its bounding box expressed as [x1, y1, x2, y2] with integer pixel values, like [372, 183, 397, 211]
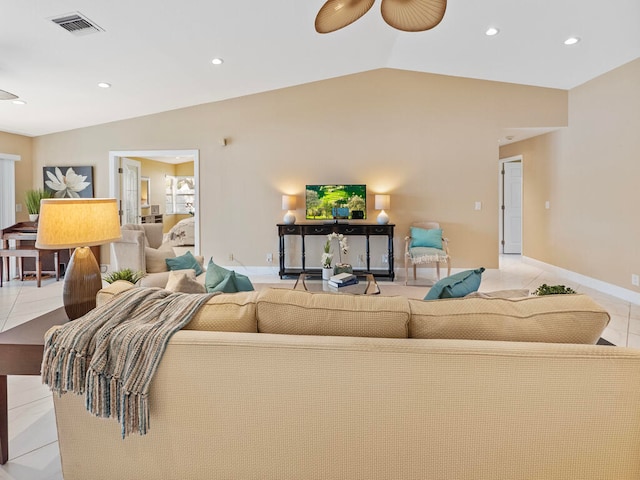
[315, 0, 376, 34]
[381, 0, 446, 32]
[0, 89, 19, 101]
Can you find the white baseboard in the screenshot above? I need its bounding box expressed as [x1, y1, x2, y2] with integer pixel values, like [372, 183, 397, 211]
[522, 256, 640, 305]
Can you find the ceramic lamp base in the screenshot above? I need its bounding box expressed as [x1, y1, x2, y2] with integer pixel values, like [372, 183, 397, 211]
[63, 247, 102, 320]
[377, 210, 389, 225]
[283, 211, 296, 225]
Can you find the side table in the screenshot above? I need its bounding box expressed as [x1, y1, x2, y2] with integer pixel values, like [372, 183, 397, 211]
[0, 307, 68, 464]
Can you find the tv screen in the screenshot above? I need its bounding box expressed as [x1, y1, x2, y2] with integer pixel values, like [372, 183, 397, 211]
[305, 184, 367, 220]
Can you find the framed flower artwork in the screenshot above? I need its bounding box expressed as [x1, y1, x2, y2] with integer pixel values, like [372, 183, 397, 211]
[43, 166, 94, 198]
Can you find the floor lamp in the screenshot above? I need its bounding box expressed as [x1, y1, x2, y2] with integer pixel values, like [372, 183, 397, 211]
[36, 198, 121, 320]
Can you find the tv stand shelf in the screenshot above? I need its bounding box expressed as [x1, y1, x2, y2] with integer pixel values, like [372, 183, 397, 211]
[277, 223, 394, 280]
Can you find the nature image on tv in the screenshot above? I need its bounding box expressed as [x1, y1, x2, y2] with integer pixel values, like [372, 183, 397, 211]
[305, 184, 367, 220]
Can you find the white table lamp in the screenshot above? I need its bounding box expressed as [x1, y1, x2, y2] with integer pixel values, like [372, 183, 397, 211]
[375, 194, 390, 225]
[282, 195, 297, 225]
[36, 198, 121, 320]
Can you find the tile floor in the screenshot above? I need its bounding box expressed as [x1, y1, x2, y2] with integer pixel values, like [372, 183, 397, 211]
[1, 255, 638, 479]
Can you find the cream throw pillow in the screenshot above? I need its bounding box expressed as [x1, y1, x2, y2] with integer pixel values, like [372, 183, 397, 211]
[145, 246, 176, 273]
[165, 269, 206, 293]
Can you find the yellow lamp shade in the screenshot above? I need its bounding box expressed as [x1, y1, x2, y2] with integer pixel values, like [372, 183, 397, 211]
[36, 198, 121, 249]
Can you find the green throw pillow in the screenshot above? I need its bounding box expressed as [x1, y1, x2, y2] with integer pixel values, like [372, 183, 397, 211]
[205, 258, 254, 293]
[424, 267, 485, 300]
[410, 227, 443, 249]
[165, 251, 203, 276]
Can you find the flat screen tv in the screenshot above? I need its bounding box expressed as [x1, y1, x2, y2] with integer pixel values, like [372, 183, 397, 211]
[305, 184, 367, 220]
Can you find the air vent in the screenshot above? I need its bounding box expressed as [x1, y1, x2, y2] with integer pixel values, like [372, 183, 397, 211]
[50, 12, 104, 36]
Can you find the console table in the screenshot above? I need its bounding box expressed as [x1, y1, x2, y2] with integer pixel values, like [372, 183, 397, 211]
[278, 223, 394, 280]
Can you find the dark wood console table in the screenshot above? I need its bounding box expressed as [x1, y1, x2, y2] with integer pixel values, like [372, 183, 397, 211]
[278, 223, 394, 280]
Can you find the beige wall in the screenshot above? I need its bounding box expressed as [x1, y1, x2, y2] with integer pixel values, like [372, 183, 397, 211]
[0, 130, 33, 223]
[30, 68, 567, 269]
[500, 58, 640, 293]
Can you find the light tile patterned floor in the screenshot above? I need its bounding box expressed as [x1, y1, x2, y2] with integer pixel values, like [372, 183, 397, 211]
[0, 256, 636, 479]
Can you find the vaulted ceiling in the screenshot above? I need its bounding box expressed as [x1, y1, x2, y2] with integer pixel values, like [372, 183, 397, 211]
[1, 0, 639, 137]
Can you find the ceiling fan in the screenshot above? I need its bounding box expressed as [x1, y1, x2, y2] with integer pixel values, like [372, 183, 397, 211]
[0, 89, 19, 101]
[315, 0, 447, 34]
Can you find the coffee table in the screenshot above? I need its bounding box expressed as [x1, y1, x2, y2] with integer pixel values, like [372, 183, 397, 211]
[0, 307, 69, 464]
[293, 273, 380, 295]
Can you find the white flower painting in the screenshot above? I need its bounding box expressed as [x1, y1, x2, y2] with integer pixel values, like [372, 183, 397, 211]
[43, 166, 94, 198]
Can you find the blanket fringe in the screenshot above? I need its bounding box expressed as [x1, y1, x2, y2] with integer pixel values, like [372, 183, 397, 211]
[41, 287, 216, 437]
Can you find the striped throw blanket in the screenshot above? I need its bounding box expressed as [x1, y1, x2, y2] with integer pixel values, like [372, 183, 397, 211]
[42, 287, 216, 437]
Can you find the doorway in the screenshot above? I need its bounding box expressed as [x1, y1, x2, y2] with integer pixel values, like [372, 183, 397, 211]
[109, 149, 200, 254]
[0, 153, 19, 278]
[499, 155, 522, 254]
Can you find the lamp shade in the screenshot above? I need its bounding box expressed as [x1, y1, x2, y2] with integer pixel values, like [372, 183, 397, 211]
[282, 195, 297, 211]
[375, 194, 391, 211]
[36, 198, 121, 249]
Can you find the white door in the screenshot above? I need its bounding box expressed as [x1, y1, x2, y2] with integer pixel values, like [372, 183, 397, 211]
[121, 157, 141, 224]
[503, 161, 522, 254]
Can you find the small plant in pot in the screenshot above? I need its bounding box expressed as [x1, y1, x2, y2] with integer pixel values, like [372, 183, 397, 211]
[103, 268, 145, 286]
[24, 188, 52, 222]
[533, 284, 577, 295]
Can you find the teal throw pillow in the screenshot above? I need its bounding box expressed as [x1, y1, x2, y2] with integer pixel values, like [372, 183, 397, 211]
[424, 267, 485, 300]
[205, 258, 230, 291]
[165, 251, 203, 276]
[205, 258, 254, 293]
[210, 271, 239, 293]
[410, 227, 443, 250]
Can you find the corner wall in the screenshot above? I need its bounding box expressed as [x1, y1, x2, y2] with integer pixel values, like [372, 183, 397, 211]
[500, 58, 640, 293]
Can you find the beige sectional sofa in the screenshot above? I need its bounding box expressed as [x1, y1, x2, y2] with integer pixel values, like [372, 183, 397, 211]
[52, 283, 640, 479]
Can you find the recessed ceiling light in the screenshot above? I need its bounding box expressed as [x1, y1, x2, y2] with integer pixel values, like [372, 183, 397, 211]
[564, 37, 580, 46]
[485, 27, 499, 36]
[98, 82, 111, 88]
[12, 99, 26, 105]
[211, 58, 224, 65]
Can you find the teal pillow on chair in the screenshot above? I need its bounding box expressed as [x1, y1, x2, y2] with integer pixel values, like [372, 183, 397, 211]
[205, 258, 254, 293]
[410, 227, 443, 250]
[424, 268, 485, 300]
[165, 251, 203, 276]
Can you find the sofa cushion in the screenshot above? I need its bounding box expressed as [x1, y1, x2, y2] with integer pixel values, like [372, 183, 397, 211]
[183, 291, 259, 332]
[256, 288, 410, 338]
[424, 268, 485, 300]
[165, 251, 204, 276]
[165, 269, 206, 294]
[409, 294, 610, 344]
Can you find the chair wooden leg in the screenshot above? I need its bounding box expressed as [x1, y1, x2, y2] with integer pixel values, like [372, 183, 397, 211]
[436, 262, 441, 280]
[18, 258, 23, 282]
[413, 265, 417, 281]
[447, 259, 451, 278]
[405, 259, 409, 286]
[36, 253, 42, 288]
[54, 251, 60, 281]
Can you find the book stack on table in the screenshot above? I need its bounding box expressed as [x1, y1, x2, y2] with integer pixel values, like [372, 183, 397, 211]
[328, 272, 358, 288]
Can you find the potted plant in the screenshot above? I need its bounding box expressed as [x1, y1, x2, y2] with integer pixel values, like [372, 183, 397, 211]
[103, 268, 145, 285]
[533, 284, 577, 295]
[24, 188, 52, 222]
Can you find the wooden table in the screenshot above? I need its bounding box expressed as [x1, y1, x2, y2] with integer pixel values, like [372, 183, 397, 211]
[0, 307, 69, 464]
[0, 247, 59, 287]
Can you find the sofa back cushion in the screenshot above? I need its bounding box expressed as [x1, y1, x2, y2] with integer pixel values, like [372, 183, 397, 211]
[183, 291, 259, 333]
[256, 289, 410, 338]
[409, 294, 610, 344]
